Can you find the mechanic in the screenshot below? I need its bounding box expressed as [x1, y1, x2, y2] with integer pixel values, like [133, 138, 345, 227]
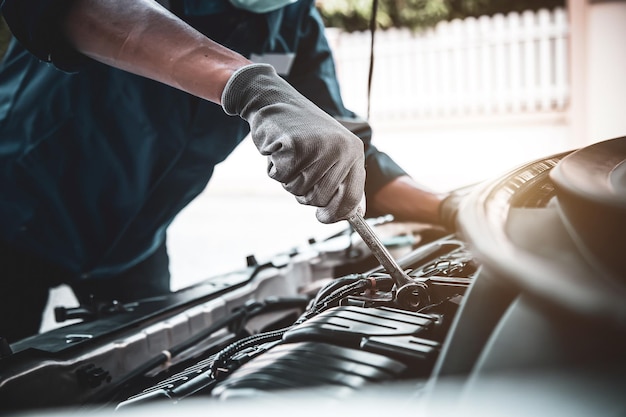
[0, 0, 448, 343]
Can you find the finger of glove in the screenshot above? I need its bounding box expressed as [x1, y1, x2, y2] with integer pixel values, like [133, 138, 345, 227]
[439, 192, 464, 231]
[280, 158, 339, 198]
[313, 162, 366, 224]
[292, 142, 364, 208]
[252, 109, 365, 198]
[292, 159, 345, 207]
[280, 130, 364, 198]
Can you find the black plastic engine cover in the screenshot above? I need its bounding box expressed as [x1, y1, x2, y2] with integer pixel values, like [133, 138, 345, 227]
[212, 341, 406, 397]
[212, 306, 439, 398]
[283, 305, 434, 347]
[118, 306, 441, 406]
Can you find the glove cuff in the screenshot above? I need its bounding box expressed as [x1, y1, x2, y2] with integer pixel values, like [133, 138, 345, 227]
[221, 63, 278, 116]
[438, 192, 460, 232]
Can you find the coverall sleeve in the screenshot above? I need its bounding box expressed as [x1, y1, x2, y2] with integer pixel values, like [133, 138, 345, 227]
[285, 3, 409, 204]
[1, 0, 89, 71]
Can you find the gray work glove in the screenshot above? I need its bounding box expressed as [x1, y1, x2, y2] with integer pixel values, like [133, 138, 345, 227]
[222, 63, 365, 224]
[438, 184, 477, 231]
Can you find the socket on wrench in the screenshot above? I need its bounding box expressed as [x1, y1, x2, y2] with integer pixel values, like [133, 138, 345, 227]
[346, 211, 428, 309]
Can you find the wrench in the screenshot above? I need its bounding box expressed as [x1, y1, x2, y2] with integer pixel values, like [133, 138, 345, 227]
[346, 211, 428, 309]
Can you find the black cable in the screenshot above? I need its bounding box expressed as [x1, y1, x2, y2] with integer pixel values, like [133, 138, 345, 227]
[209, 327, 289, 379]
[312, 273, 364, 305]
[317, 280, 369, 309]
[366, 0, 379, 120]
[208, 274, 395, 377]
[296, 274, 394, 324]
[295, 281, 367, 324]
[317, 274, 394, 308]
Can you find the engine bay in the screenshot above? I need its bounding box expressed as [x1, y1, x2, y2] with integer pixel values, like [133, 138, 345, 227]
[2, 138, 626, 416]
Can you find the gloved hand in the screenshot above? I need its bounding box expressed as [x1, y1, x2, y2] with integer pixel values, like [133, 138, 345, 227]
[438, 185, 476, 232]
[222, 64, 365, 224]
[439, 192, 461, 232]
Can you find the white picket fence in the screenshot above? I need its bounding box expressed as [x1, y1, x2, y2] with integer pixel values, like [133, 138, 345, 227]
[326, 8, 570, 124]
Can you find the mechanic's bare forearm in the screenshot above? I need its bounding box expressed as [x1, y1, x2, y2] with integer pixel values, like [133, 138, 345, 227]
[370, 176, 445, 224]
[63, 0, 251, 104]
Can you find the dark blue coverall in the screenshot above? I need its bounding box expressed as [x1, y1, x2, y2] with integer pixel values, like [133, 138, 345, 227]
[0, 0, 407, 341]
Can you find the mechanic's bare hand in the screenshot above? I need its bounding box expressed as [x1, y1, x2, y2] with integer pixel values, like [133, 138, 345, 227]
[222, 64, 365, 224]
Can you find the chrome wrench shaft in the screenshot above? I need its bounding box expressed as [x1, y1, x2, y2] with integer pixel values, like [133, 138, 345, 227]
[346, 212, 412, 287]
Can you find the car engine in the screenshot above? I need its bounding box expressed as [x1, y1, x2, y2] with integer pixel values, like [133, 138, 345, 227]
[1, 137, 626, 416]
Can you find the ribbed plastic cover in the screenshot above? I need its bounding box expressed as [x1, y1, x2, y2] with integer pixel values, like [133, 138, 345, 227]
[283, 306, 434, 346]
[212, 341, 406, 397]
